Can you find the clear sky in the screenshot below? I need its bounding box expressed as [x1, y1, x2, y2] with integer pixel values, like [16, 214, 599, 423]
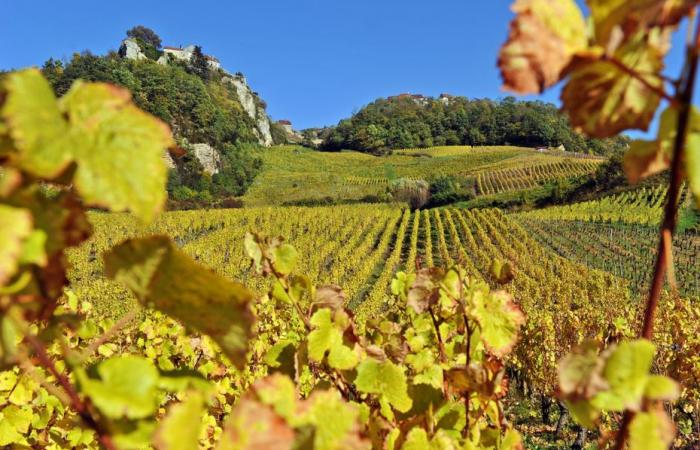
[0, 0, 694, 133]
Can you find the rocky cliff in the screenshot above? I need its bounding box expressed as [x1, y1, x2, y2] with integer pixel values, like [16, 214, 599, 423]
[223, 74, 273, 146]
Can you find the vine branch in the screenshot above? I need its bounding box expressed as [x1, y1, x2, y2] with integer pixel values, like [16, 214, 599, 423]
[24, 333, 116, 450]
[614, 12, 700, 450]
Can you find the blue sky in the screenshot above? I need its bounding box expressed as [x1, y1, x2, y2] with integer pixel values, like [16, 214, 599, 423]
[0, 0, 693, 133]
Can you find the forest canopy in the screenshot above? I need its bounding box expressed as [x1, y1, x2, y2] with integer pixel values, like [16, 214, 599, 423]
[321, 96, 629, 155]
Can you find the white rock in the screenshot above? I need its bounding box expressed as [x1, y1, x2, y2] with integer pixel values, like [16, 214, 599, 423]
[192, 143, 221, 175]
[224, 75, 273, 146]
[120, 38, 146, 61]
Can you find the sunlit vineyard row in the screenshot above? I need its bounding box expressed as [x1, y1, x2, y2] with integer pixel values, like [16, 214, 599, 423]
[517, 217, 700, 298]
[475, 159, 601, 196]
[517, 184, 675, 225]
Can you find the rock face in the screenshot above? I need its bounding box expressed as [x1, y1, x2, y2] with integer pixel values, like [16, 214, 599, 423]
[224, 75, 273, 146]
[192, 143, 221, 175]
[120, 38, 147, 61]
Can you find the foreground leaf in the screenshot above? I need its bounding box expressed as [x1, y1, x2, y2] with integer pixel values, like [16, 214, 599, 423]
[154, 392, 206, 450]
[104, 236, 255, 368]
[1, 69, 173, 222]
[0, 205, 32, 286]
[499, 0, 587, 94]
[561, 29, 666, 137]
[355, 359, 412, 413]
[78, 355, 160, 419]
[628, 410, 676, 450]
[469, 290, 524, 358]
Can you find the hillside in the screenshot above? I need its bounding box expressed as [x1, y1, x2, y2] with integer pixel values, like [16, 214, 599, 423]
[38, 27, 280, 204]
[242, 145, 604, 207]
[319, 95, 630, 155]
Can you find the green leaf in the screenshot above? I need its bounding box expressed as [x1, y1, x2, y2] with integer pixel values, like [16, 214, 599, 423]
[0, 69, 71, 177]
[78, 355, 160, 419]
[0, 204, 32, 286]
[300, 390, 366, 450]
[59, 82, 173, 222]
[499, 0, 587, 94]
[644, 375, 679, 402]
[355, 359, 412, 413]
[562, 29, 667, 137]
[307, 308, 358, 370]
[1, 405, 33, 433]
[1, 69, 173, 222]
[17, 229, 46, 266]
[687, 130, 700, 205]
[154, 392, 205, 450]
[104, 236, 255, 368]
[628, 410, 676, 450]
[469, 290, 524, 358]
[271, 244, 298, 275]
[597, 340, 656, 411]
[401, 428, 430, 450]
[558, 341, 607, 398]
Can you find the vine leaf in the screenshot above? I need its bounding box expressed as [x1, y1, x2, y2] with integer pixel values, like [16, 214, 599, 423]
[469, 290, 524, 358]
[499, 0, 587, 94]
[77, 355, 160, 419]
[1, 69, 173, 222]
[154, 392, 205, 450]
[624, 106, 700, 184]
[561, 29, 667, 137]
[299, 390, 368, 450]
[588, 0, 696, 46]
[0, 204, 32, 286]
[307, 308, 358, 370]
[355, 359, 413, 413]
[401, 428, 430, 450]
[0, 69, 70, 177]
[628, 410, 676, 450]
[558, 341, 608, 399]
[104, 236, 255, 368]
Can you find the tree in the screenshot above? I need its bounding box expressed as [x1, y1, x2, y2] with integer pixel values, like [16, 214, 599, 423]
[189, 45, 210, 81]
[126, 25, 162, 49]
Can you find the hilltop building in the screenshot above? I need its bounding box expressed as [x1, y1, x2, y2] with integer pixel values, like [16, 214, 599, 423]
[160, 45, 221, 69]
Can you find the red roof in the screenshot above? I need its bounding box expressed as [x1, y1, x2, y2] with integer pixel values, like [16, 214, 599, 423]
[278, 120, 292, 125]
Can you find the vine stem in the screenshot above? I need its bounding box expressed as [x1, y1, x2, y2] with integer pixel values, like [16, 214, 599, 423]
[614, 12, 700, 450]
[24, 334, 116, 450]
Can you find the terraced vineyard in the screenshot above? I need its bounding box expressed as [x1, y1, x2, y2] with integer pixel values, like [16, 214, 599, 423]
[475, 159, 602, 196]
[242, 145, 603, 205]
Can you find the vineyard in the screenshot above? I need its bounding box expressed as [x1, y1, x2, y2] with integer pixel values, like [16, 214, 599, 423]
[242, 145, 600, 206]
[516, 218, 700, 298]
[517, 184, 674, 225]
[475, 159, 602, 196]
[68, 206, 629, 323]
[10, 205, 678, 447]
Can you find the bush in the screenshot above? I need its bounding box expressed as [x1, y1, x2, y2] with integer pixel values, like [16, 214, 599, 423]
[389, 178, 430, 209]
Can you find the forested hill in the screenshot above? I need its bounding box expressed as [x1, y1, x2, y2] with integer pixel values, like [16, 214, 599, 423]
[32, 26, 287, 206]
[320, 95, 629, 155]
